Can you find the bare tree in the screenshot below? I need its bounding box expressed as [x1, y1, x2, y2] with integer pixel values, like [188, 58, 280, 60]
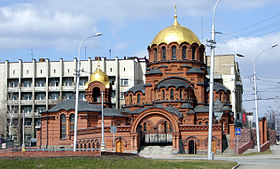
[6, 92, 20, 141]
[265, 108, 280, 130]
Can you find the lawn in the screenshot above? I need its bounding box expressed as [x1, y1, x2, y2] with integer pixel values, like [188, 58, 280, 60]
[0, 156, 236, 169]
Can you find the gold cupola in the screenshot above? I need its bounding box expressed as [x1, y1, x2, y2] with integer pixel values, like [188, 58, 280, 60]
[151, 5, 201, 46]
[85, 65, 110, 89]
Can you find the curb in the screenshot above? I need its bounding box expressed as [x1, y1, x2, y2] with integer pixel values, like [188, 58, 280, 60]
[232, 162, 240, 169]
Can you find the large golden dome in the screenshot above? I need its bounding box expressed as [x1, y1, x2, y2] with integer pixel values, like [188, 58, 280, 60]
[85, 67, 110, 89]
[151, 11, 201, 46]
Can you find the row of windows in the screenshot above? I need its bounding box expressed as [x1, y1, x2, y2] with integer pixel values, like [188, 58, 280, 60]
[7, 106, 46, 114]
[161, 88, 192, 100]
[11, 68, 74, 76]
[153, 46, 203, 62]
[8, 78, 88, 88]
[8, 92, 86, 100]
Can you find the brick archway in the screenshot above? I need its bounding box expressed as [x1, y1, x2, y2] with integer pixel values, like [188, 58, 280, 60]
[131, 108, 179, 133]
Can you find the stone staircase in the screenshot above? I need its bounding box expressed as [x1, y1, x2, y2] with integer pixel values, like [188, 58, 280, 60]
[138, 145, 173, 157]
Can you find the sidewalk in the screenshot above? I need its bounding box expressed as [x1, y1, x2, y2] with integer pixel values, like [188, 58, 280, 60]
[140, 144, 280, 169]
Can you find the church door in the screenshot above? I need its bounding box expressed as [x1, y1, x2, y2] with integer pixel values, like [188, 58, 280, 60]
[188, 140, 195, 154]
[212, 141, 216, 153]
[116, 141, 123, 153]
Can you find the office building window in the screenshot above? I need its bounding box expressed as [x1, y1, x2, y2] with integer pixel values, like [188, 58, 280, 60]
[36, 93, 46, 100]
[22, 106, 32, 114]
[8, 79, 18, 87]
[22, 93, 32, 100]
[22, 79, 32, 87]
[79, 77, 88, 86]
[50, 92, 59, 100]
[63, 92, 73, 99]
[36, 78, 46, 87]
[49, 78, 59, 86]
[36, 106, 45, 113]
[121, 79, 128, 86]
[63, 78, 73, 86]
[120, 92, 125, 99]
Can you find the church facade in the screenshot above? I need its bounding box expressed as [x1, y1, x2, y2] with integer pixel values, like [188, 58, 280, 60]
[37, 12, 233, 154]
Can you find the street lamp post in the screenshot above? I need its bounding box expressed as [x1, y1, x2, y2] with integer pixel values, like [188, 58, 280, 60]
[73, 33, 103, 152]
[236, 43, 278, 152]
[207, 0, 222, 160]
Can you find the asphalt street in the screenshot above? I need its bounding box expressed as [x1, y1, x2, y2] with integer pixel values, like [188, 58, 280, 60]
[140, 144, 280, 169]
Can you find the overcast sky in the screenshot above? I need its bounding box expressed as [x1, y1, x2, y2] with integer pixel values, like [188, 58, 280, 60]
[0, 0, 280, 118]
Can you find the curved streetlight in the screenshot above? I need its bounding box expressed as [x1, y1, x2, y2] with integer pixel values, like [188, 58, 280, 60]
[236, 43, 278, 152]
[207, 0, 222, 160]
[73, 33, 103, 152]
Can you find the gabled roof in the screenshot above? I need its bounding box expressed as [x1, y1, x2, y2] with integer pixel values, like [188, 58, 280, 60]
[128, 106, 182, 118]
[155, 77, 193, 90]
[206, 82, 230, 92]
[45, 99, 102, 113]
[146, 68, 162, 75]
[187, 67, 204, 74]
[125, 84, 151, 94]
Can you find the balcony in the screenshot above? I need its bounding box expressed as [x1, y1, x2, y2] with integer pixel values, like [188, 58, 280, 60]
[49, 86, 60, 91]
[7, 100, 19, 105]
[34, 86, 46, 91]
[7, 87, 18, 92]
[62, 86, 74, 91]
[35, 100, 46, 105]
[21, 87, 32, 92]
[48, 99, 60, 105]
[21, 100, 33, 105]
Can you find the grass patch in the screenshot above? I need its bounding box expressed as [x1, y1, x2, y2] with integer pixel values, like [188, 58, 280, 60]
[237, 149, 273, 156]
[0, 156, 237, 169]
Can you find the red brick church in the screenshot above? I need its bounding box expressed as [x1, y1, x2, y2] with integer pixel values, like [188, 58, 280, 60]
[37, 11, 234, 154]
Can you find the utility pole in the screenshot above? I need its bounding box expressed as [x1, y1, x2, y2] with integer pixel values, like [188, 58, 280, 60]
[207, 0, 222, 160]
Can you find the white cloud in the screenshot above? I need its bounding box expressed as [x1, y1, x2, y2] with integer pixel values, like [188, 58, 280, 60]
[0, 0, 279, 52]
[215, 32, 280, 63]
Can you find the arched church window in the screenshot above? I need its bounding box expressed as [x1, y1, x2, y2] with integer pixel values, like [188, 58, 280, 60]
[60, 114, 66, 139]
[137, 94, 141, 104]
[70, 114, 75, 131]
[179, 89, 183, 100]
[172, 46, 176, 60]
[170, 89, 174, 100]
[182, 46, 187, 59]
[192, 46, 196, 60]
[199, 49, 204, 62]
[162, 46, 166, 60]
[154, 48, 157, 62]
[92, 87, 100, 102]
[130, 94, 132, 104]
[144, 123, 147, 132]
[162, 90, 165, 100]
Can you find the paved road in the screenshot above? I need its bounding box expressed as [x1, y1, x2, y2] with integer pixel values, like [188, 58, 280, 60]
[140, 144, 280, 169]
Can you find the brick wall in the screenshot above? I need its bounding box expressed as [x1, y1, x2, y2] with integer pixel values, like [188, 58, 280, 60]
[260, 141, 270, 152]
[269, 130, 276, 145]
[238, 140, 253, 154]
[0, 149, 101, 157]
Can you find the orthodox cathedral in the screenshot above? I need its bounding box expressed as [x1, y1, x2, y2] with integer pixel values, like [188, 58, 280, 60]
[38, 9, 233, 154]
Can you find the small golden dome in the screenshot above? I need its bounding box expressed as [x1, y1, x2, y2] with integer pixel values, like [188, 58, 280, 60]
[151, 7, 201, 46]
[85, 67, 110, 89]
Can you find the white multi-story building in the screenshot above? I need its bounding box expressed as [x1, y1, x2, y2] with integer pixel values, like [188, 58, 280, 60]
[206, 54, 243, 124]
[0, 56, 147, 146]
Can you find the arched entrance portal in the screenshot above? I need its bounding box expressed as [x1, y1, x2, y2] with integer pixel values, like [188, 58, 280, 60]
[137, 115, 173, 146]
